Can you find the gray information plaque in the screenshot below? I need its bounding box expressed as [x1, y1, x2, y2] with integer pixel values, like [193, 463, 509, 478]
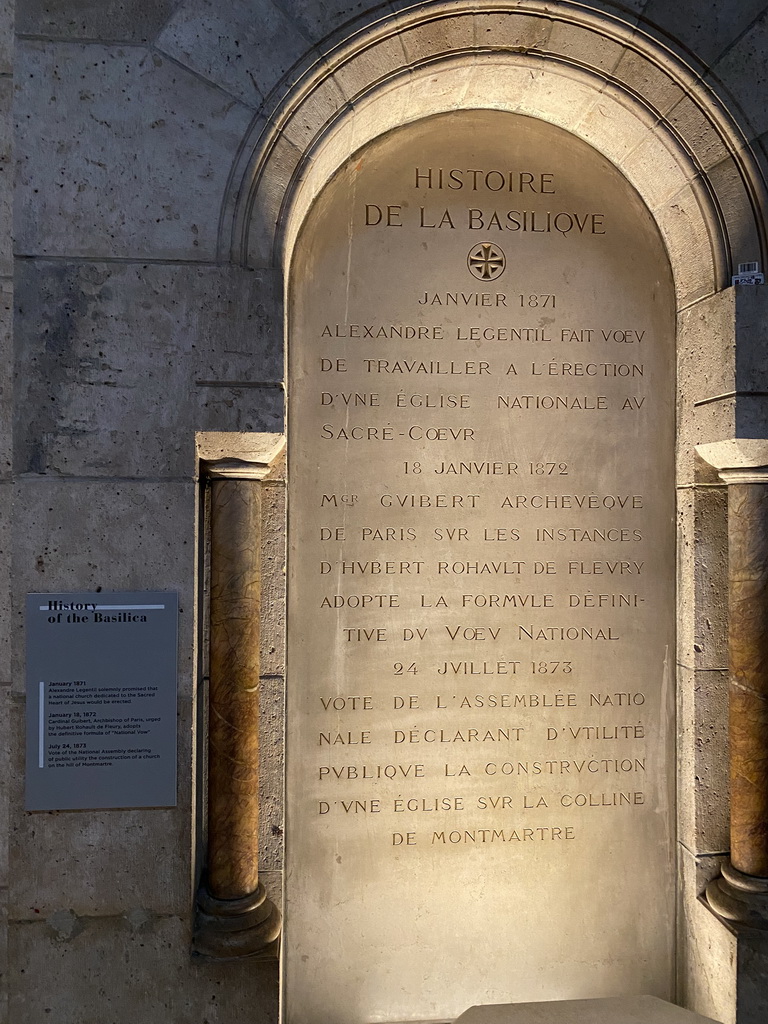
[25, 591, 178, 811]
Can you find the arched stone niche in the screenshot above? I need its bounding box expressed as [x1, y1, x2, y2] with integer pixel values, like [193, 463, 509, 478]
[225, 0, 767, 302]
[285, 107, 677, 1022]
[224, 1, 768, 1019]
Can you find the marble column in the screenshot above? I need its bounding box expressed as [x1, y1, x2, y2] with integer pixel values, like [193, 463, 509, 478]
[194, 436, 284, 958]
[698, 440, 768, 927]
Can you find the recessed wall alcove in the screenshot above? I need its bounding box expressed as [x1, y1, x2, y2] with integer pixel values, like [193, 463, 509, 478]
[285, 105, 677, 1023]
[222, 2, 768, 1020]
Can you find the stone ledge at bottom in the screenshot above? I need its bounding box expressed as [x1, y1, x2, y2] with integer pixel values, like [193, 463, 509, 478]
[454, 996, 721, 1024]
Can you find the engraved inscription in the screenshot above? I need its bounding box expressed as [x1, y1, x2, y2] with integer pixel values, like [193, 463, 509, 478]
[286, 110, 675, 1020]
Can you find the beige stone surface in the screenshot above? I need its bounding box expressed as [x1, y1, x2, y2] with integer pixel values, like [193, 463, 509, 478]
[0, 483, 10, 687]
[709, 11, 768, 138]
[611, 48, 686, 117]
[259, 477, 287, 873]
[246, 127, 304, 266]
[242, 3, 765, 305]
[516, 62, 598, 130]
[279, 75, 348, 155]
[472, 9, 552, 51]
[396, 12, 474, 64]
[0, 688, 9, 883]
[14, 262, 283, 478]
[198, 432, 285, 478]
[156, 0, 310, 109]
[285, 109, 676, 1023]
[333, 31, 409, 102]
[644, 0, 768, 68]
[676, 291, 740, 488]
[0, 279, 11, 482]
[0, 2, 11, 76]
[0, 3, 11, 1007]
[271, 62, 728, 313]
[0, 891, 6, 1023]
[675, 288, 768, 432]
[733, 397, 768, 442]
[547, 19, 626, 74]
[652, 187, 718, 309]
[16, 0, 182, 42]
[9, 696, 193, 917]
[259, 867, 282, 913]
[285, 0, 386, 41]
[706, 156, 763, 272]
[680, 410, 739, 490]
[678, 292, 736, 400]
[675, 478, 730, 859]
[258, 673, 284, 871]
[676, 484, 729, 673]
[734, 286, 768, 394]
[678, 847, 737, 1024]
[737, 930, 768, 1024]
[0, 77, 11, 280]
[9, 913, 279, 1024]
[260, 478, 286, 677]
[677, 665, 730, 855]
[9, 1, 768, 1022]
[619, 135, 693, 213]
[15, 41, 254, 260]
[576, 86, 657, 167]
[10, 480, 196, 694]
[455, 995, 721, 1024]
[666, 95, 731, 173]
[697, 439, 768, 471]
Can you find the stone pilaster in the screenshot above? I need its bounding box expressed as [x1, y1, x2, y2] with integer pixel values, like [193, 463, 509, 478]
[698, 440, 768, 927]
[193, 435, 284, 958]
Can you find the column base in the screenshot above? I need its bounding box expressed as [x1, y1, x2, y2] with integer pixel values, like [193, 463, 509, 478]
[193, 881, 281, 960]
[706, 860, 768, 929]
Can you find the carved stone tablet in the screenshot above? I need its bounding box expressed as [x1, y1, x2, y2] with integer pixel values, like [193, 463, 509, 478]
[286, 111, 675, 1023]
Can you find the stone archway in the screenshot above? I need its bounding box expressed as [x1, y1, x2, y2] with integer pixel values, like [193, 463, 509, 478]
[285, 106, 677, 1023]
[219, 2, 768, 1019]
[226, 0, 766, 291]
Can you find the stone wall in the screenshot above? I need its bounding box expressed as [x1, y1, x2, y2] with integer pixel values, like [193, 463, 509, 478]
[7, 2, 768, 1022]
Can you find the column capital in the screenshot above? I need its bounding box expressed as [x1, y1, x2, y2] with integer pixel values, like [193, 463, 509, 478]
[696, 439, 768, 484]
[197, 432, 285, 480]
